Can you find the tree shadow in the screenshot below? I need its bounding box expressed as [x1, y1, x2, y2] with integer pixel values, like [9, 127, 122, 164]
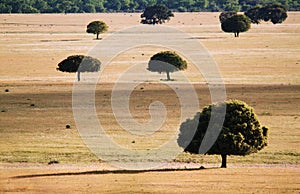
[12, 166, 218, 179]
[160, 78, 175, 81]
[40, 39, 82, 42]
[188, 37, 225, 40]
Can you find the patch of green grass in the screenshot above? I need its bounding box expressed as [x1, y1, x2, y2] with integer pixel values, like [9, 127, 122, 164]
[0, 150, 100, 164]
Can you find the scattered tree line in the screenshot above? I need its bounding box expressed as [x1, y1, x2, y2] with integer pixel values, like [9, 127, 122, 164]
[57, 53, 269, 169]
[219, 4, 287, 37]
[57, 50, 187, 81]
[57, 16, 269, 167]
[245, 4, 288, 24]
[0, 0, 299, 13]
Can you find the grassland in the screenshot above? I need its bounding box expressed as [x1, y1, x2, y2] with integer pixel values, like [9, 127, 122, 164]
[0, 12, 299, 193]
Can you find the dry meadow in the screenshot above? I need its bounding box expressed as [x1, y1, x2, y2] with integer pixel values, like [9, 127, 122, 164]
[0, 12, 299, 193]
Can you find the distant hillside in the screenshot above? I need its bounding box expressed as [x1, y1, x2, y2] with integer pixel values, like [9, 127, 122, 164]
[0, 0, 299, 13]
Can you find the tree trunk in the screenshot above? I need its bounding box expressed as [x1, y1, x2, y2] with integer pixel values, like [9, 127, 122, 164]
[96, 33, 99, 39]
[236, 32, 239, 37]
[221, 154, 227, 168]
[166, 71, 171, 81]
[77, 72, 80, 82]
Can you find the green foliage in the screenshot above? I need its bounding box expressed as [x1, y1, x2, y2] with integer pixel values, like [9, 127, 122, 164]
[215, 0, 241, 12]
[141, 4, 174, 25]
[0, 0, 298, 13]
[148, 51, 187, 80]
[86, 21, 108, 39]
[219, 11, 237, 23]
[245, 4, 288, 24]
[264, 4, 288, 24]
[57, 55, 101, 73]
[221, 14, 251, 37]
[245, 6, 261, 24]
[56, 55, 101, 81]
[179, 99, 269, 168]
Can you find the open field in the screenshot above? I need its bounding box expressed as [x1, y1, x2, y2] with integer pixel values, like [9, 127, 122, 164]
[0, 12, 299, 193]
[1, 164, 299, 193]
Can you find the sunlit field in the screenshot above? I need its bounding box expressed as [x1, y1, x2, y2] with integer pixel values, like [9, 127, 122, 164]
[0, 12, 299, 193]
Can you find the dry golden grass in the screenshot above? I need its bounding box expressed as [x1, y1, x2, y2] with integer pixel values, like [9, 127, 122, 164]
[1, 165, 299, 193]
[0, 12, 299, 193]
[0, 12, 299, 83]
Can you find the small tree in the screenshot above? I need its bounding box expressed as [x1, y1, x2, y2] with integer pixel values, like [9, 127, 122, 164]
[180, 99, 269, 168]
[57, 55, 101, 81]
[221, 14, 251, 37]
[148, 51, 187, 81]
[86, 21, 108, 39]
[219, 11, 237, 23]
[245, 4, 288, 24]
[141, 4, 174, 25]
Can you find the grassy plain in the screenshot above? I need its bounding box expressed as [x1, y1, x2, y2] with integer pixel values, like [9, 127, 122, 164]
[0, 12, 299, 193]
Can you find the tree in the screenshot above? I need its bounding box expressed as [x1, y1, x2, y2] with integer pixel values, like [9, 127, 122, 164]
[0, 0, 299, 13]
[104, 0, 121, 11]
[179, 99, 269, 168]
[86, 21, 108, 40]
[245, 6, 261, 24]
[57, 0, 73, 14]
[219, 11, 237, 23]
[83, 4, 96, 13]
[147, 51, 187, 81]
[245, 4, 288, 24]
[221, 14, 251, 37]
[141, 4, 174, 25]
[56, 55, 101, 81]
[259, 4, 288, 24]
[220, 0, 241, 12]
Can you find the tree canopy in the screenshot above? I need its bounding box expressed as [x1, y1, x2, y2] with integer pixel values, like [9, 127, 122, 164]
[219, 11, 237, 23]
[86, 21, 108, 39]
[0, 0, 298, 13]
[57, 55, 101, 81]
[178, 99, 269, 168]
[245, 4, 288, 24]
[221, 14, 251, 37]
[244, 7, 261, 24]
[141, 4, 174, 25]
[148, 51, 187, 81]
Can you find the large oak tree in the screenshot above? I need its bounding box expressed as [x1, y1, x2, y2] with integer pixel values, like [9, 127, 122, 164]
[178, 100, 269, 168]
